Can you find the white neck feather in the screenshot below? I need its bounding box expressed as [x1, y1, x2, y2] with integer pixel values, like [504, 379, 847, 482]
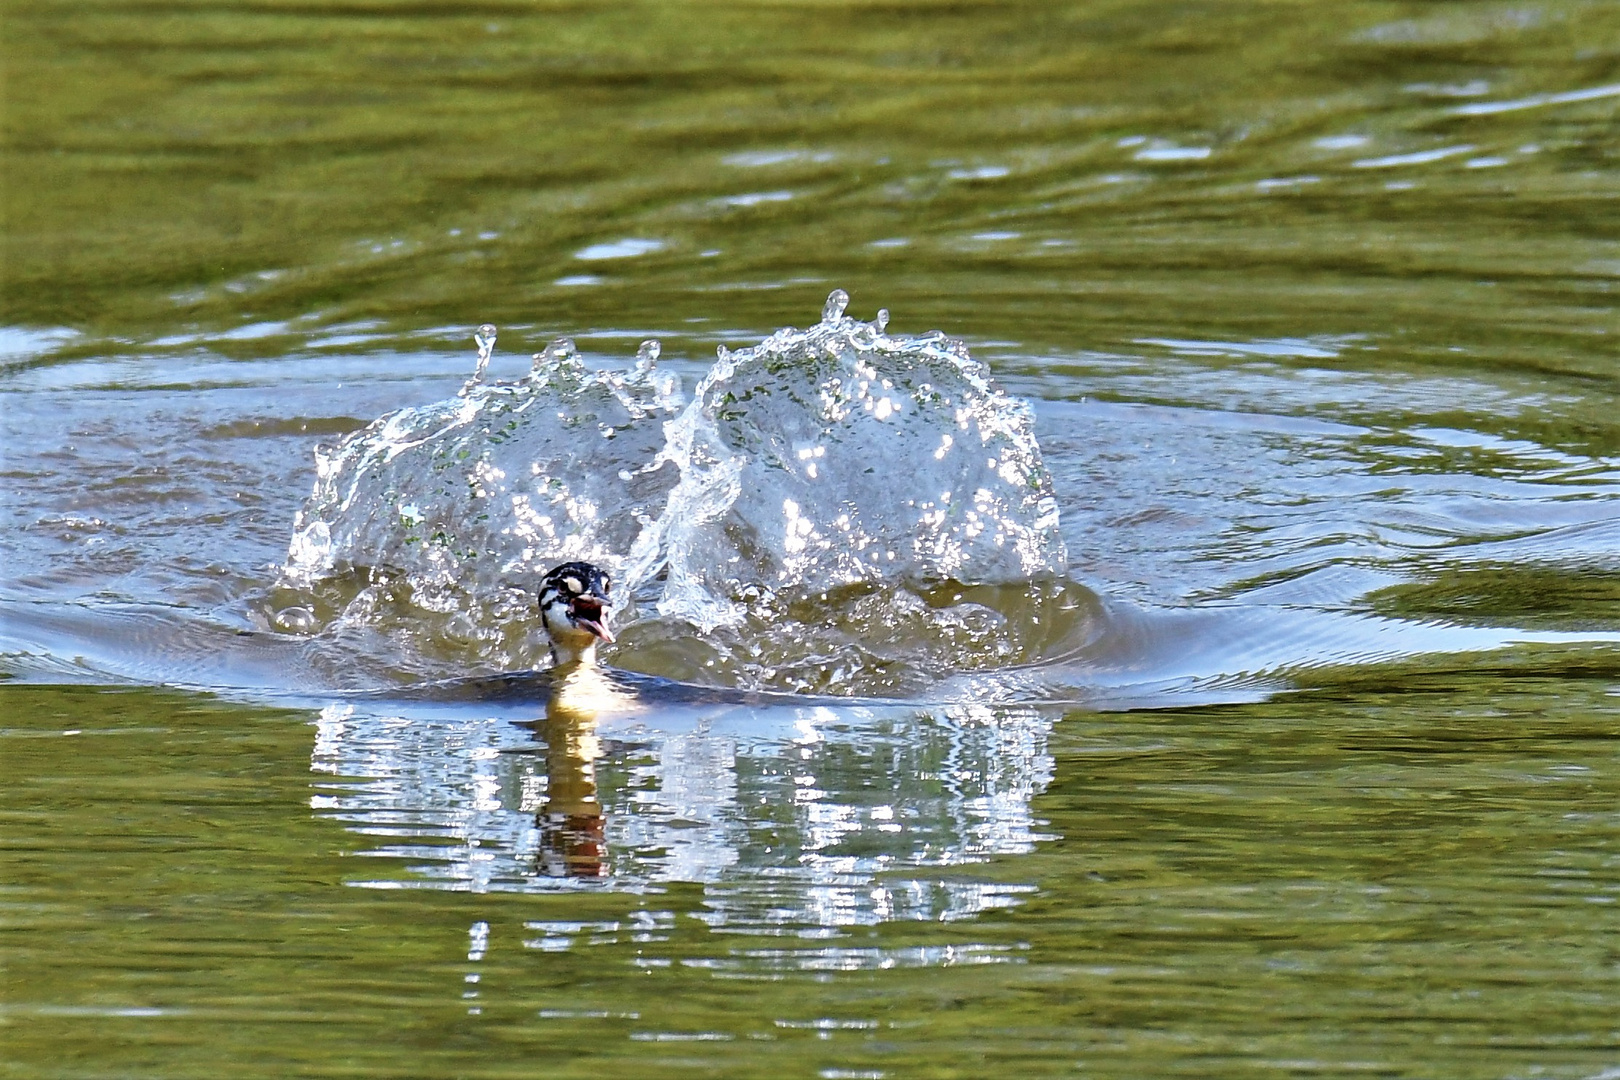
[549, 636, 599, 668]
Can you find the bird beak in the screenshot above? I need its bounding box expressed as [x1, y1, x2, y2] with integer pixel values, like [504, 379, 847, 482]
[570, 597, 614, 644]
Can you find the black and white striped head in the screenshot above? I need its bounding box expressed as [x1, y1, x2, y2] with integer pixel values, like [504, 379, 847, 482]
[538, 561, 615, 666]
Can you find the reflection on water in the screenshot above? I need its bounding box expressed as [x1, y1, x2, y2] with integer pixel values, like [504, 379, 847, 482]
[13, 676, 1615, 1075]
[537, 708, 611, 880]
[312, 693, 1054, 936]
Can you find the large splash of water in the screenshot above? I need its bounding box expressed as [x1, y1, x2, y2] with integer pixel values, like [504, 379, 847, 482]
[281, 292, 1082, 693]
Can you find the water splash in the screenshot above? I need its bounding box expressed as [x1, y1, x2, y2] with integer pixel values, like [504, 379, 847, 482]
[282, 292, 1074, 691]
[283, 329, 688, 669]
[822, 287, 850, 321]
[464, 323, 498, 393]
[653, 289, 1067, 614]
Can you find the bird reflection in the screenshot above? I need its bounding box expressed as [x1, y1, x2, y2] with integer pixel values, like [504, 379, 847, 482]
[536, 709, 607, 878]
[532, 661, 642, 879]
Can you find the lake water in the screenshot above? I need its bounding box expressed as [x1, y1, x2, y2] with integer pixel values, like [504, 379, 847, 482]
[4, 2, 1619, 1076]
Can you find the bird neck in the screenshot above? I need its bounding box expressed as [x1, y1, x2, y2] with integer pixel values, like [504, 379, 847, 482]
[548, 638, 599, 669]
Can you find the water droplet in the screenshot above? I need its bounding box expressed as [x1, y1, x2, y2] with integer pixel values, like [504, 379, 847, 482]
[528, 336, 581, 378]
[822, 289, 850, 322]
[273, 606, 316, 634]
[873, 308, 890, 332]
[463, 323, 498, 392]
[635, 340, 662, 371]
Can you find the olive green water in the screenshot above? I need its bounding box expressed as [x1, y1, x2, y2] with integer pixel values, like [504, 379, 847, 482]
[5, 1, 1620, 1076]
[5, 666, 1620, 1077]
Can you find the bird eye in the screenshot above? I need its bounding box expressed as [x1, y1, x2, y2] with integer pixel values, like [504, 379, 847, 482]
[601, 576, 612, 595]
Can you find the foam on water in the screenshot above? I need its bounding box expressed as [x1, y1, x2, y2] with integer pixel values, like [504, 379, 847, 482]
[281, 292, 1072, 692]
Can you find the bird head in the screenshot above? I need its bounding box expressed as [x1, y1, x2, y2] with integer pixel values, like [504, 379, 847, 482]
[538, 561, 615, 667]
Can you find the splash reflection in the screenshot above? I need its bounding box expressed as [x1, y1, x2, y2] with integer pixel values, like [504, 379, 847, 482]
[311, 697, 1053, 928]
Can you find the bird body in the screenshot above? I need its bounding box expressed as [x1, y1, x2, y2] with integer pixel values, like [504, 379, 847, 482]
[388, 560, 876, 711]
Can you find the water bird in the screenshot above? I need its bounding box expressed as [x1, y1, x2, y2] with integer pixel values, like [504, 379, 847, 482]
[534, 560, 629, 876]
[396, 559, 845, 711]
[535, 560, 643, 721]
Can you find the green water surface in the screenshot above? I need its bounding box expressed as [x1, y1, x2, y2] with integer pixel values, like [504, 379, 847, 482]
[4, 667, 1618, 1077]
[6, 0, 1620, 1075]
